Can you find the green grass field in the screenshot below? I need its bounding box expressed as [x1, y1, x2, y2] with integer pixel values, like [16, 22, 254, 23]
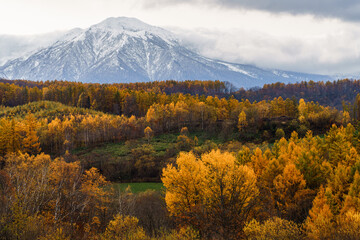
[111, 182, 164, 193]
[73, 131, 228, 157]
[73, 131, 243, 182]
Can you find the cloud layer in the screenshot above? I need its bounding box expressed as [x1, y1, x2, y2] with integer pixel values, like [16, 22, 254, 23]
[171, 25, 360, 75]
[0, 32, 67, 65]
[1, 0, 360, 76]
[144, 0, 360, 22]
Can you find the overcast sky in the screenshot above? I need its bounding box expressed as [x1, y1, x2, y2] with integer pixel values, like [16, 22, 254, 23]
[1, 0, 360, 75]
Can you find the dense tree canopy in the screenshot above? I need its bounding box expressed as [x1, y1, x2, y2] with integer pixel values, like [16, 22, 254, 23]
[1, 79, 360, 239]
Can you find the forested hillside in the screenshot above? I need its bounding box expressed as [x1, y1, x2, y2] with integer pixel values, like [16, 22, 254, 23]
[236, 79, 360, 110]
[2, 78, 360, 113]
[1, 79, 360, 239]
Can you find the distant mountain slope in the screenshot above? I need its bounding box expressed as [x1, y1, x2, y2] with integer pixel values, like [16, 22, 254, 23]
[0, 17, 333, 88]
[0, 30, 77, 65]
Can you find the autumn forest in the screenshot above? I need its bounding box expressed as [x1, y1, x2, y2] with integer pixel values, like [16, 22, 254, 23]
[1, 78, 360, 239]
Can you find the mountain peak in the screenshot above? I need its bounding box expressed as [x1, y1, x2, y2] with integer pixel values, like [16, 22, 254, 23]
[0, 17, 334, 88]
[89, 17, 176, 42]
[93, 17, 152, 32]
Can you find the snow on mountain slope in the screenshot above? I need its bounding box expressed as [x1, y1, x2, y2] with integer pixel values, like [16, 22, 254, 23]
[0, 17, 333, 88]
[0, 31, 74, 65]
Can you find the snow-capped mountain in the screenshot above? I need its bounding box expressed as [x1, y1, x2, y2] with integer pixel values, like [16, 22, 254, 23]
[0, 17, 333, 88]
[0, 31, 71, 66]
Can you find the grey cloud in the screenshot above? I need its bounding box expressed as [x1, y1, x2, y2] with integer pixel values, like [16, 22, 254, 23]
[0, 31, 68, 65]
[143, 0, 360, 22]
[169, 27, 360, 75]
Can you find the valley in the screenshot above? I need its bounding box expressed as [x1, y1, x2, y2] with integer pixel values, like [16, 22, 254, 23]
[1, 3, 360, 238]
[1, 78, 360, 239]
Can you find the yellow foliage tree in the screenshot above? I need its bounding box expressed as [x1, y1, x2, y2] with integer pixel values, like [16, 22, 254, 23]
[341, 171, 360, 213]
[162, 150, 258, 239]
[238, 110, 248, 132]
[244, 217, 303, 240]
[326, 164, 351, 214]
[0, 118, 22, 154]
[295, 131, 331, 190]
[162, 152, 204, 221]
[236, 146, 252, 165]
[305, 187, 334, 240]
[335, 210, 360, 239]
[342, 111, 351, 125]
[102, 214, 147, 240]
[143, 126, 153, 143]
[22, 113, 41, 155]
[162, 226, 200, 240]
[325, 125, 353, 167]
[3, 152, 110, 237]
[273, 163, 310, 220]
[298, 98, 307, 123]
[0, 118, 13, 155]
[249, 148, 270, 177]
[5, 153, 52, 214]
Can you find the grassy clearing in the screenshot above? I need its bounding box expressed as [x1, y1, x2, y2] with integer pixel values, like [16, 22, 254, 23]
[74, 133, 178, 157]
[74, 131, 232, 157]
[111, 182, 164, 193]
[73, 131, 243, 181]
[92, 143, 130, 157]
